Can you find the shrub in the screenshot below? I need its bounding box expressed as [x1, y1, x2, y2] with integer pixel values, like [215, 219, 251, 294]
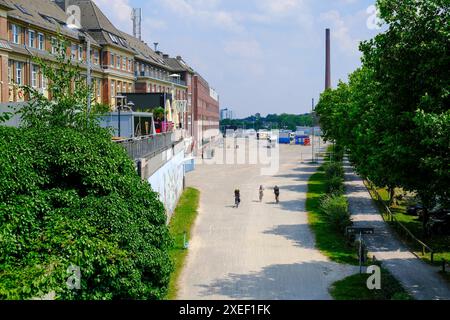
[326, 175, 345, 196]
[320, 195, 352, 233]
[0, 126, 172, 300]
[324, 162, 344, 180]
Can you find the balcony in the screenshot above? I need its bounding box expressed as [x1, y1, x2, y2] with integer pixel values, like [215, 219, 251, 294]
[116, 132, 179, 160]
[135, 71, 187, 86]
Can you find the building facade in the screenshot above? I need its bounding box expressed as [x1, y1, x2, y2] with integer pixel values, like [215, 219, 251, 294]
[0, 0, 219, 153]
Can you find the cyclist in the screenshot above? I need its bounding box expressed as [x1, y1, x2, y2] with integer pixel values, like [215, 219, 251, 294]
[274, 186, 280, 204]
[234, 189, 241, 208]
[259, 185, 264, 202]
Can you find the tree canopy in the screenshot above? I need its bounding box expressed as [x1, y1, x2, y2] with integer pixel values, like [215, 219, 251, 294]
[315, 0, 449, 208]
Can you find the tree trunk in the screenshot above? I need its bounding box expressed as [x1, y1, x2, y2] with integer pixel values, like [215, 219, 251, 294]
[388, 187, 395, 207]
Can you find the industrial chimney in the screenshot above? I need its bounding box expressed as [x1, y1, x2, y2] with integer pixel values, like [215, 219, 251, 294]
[132, 8, 142, 40]
[325, 28, 331, 90]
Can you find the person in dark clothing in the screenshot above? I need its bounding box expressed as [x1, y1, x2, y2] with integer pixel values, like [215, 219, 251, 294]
[274, 186, 280, 204]
[234, 189, 241, 208]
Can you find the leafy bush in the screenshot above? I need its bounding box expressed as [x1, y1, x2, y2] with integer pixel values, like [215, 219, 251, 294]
[320, 195, 352, 233]
[0, 126, 172, 300]
[324, 162, 344, 180]
[326, 176, 345, 196]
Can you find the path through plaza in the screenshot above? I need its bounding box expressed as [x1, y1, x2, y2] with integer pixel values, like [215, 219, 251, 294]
[177, 143, 358, 300]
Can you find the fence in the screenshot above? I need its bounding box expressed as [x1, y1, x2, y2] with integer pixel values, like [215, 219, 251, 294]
[363, 178, 435, 263]
[115, 132, 176, 160]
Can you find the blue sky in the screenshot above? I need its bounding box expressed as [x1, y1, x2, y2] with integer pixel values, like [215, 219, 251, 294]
[93, 0, 382, 118]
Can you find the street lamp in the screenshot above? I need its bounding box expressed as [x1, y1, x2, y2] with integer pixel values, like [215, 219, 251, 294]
[68, 25, 92, 116]
[169, 73, 182, 130]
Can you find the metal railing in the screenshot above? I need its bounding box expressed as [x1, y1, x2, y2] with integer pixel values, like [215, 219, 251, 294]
[135, 71, 187, 86]
[116, 132, 176, 160]
[363, 178, 435, 263]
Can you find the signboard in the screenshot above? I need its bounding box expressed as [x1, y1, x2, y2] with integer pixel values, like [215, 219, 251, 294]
[346, 227, 374, 235]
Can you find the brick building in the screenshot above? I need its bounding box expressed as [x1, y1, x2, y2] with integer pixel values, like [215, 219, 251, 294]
[0, 0, 220, 151]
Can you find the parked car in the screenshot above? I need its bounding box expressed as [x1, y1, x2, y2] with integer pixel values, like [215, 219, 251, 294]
[406, 204, 424, 216]
[426, 209, 450, 235]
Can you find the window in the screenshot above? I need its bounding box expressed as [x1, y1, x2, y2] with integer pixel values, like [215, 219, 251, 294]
[128, 83, 132, 93]
[122, 83, 126, 93]
[51, 37, 58, 54]
[122, 57, 126, 70]
[93, 49, 99, 65]
[111, 80, 115, 97]
[71, 43, 77, 60]
[128, 59, 132, 72]
[110, 53, 115, 67]
[108, 33, 118, 44]
[28, 30, 35, 48]
[31, 65, 39, 88]
[116, 55, 121, 69]
[15, 62, 23, 85]
[96, 79, 101, 97]
[38, 33, 44, 50]
[12, 24, 21, 44]
[15, 4, 31, 15]
[78, 44, 83, 61]
[41, 72, 48, 89]
[116, 82, 121, 95]
[8, 61, 12, 84]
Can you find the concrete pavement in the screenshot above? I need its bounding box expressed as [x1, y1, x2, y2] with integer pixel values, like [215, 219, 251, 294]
[177, 143, 358, 300]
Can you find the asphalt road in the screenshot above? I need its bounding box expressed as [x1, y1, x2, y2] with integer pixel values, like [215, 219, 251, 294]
[177, 142, 357, 300]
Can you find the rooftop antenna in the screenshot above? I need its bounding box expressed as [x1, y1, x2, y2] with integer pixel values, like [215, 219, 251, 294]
[154, 42, 159, 51]
[131, 8, 142, 40]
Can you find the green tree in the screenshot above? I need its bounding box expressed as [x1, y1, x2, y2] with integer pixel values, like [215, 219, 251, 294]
[0, 35, 173, 299]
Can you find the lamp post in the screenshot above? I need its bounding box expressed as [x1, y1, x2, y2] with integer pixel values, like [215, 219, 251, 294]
[68, 25, 92, 117]
[169, 73, 181, 131]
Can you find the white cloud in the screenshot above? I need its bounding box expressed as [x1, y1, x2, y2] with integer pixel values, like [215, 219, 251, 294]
[320, 10, 360, 57]
[159, 0, 243, 32]
[259, 0, 304, 16]
[93, 0, 133, 32]
[223, 39, 263, 59]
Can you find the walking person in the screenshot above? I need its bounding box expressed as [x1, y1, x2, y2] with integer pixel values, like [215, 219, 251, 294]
[274, 185, 280, 204]
[234, 188, 241, 208]
[259, 185, 264, 202]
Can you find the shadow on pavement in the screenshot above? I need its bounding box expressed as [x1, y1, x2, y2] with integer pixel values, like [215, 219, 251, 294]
[263, 224, 315, 250]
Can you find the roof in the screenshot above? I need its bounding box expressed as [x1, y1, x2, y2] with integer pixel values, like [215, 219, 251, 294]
[118, 30, 169, 69]
[68, 0, 134, 53]
[164, 56, 195, 73]
[4, 0, 99, 46]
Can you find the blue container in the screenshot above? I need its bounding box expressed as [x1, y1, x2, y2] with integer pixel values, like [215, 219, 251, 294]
[279, 137, 290, 144]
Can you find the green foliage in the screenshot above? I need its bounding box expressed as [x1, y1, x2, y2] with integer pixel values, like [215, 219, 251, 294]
[166, 188, 200, 300]
[16, 34, 95, 130]
[324, 162, 345, 181]
[330, 269, 413, 300]
[315, 0, 449, 209]
[306, 168, 358, 265]
[325, 176, 345, 196]
[0, 112, 13, 123]
[153, 107, 165, 121]
[220, 113, 313, 131]
[0, 126, 172, 300]
[0, 33, 172, 300]
[320, 195, 352, 233]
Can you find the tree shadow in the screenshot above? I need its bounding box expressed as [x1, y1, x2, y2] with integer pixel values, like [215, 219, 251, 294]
[196, 262, 357, 300]
[263, 224, 315, 249]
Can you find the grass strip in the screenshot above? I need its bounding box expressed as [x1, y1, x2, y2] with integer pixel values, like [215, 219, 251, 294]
[165, 187, 200, 300]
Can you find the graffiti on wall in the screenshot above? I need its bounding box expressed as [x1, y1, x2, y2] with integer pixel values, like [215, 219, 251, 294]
[147, 151, 185, 217]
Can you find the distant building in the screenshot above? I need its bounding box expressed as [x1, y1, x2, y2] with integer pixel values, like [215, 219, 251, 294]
[220, 108, 233, 120]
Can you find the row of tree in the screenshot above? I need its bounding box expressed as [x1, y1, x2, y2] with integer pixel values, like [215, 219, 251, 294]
[315, 0, 449, 209]
[220, 113, 313, 131]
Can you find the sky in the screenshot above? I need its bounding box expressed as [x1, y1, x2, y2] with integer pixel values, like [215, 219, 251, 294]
[93, 0, 383, 118]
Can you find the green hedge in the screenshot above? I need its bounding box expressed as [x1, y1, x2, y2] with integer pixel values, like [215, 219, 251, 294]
[0, 126, 172, 300]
